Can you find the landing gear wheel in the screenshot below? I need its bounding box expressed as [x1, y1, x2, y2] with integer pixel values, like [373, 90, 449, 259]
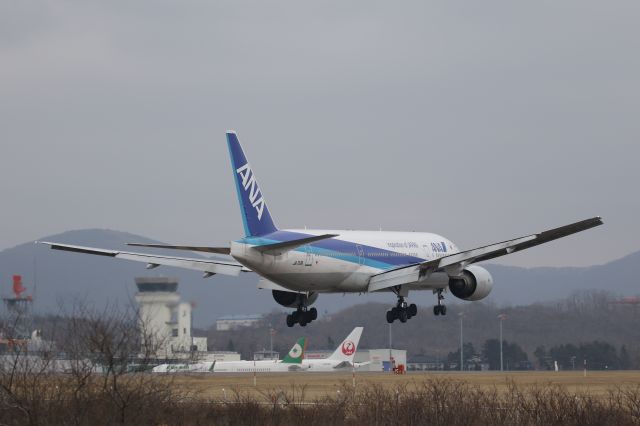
[292, 310, 300, 323]
[399, 309, 408, 323]
[286, 306, 317, 327]
[386, 290, 417, 324]
[433, 305, 447, 315]
[433, 289, 446, 316]
[386, 310, 395, 324]
[286, 314, 295, 327]
[408, 304, 417, 318]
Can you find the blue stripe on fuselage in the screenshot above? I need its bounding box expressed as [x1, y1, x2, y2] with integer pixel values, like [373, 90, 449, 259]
[238, 230, 424, 270]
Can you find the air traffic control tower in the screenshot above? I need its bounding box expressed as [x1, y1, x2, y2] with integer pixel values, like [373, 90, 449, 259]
[134, 277, 205, 358]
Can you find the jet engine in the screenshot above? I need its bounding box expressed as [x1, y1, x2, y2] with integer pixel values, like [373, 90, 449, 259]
[272, 290, 318, 308]
[448, 265, 493, 301]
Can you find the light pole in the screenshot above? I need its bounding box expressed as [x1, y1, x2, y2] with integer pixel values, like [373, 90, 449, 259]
[269, 326, 275, 357]
[388, 322, 393, 372]
[458, 312, 464, 371]
[498, 314, 507, 372]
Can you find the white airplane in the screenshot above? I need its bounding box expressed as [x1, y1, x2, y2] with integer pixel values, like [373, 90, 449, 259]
[153, 337, 307, 373]
[152, 361, 214, 373]
[303, 327, 365, 372]
[41, 132, 603, 327]
[212, 336, 307, 372]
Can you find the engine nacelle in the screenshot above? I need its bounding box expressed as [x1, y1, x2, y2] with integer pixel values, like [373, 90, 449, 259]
[272, 290, 319, 308]
[448, 265, 493, 301]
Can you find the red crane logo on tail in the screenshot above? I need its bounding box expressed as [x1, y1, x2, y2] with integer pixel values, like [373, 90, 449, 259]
[341, 340, 356, 356]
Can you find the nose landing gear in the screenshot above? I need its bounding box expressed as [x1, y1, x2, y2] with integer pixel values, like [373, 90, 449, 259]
[433, 288, 447, 315]
[286, 307, 318, 327]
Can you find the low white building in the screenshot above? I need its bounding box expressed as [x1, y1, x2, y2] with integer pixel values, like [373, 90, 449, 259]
[355, 349, 407, 372]
[199, 351, 241, 362]
[215, 314, 263, 331]
[305, 348, 407, 372]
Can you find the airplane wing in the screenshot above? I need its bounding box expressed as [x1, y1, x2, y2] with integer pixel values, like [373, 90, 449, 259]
[127, 243, 231, 255]
[368, 216, 603, 292]
[251, 234, 339, 254]
[38, 242, 245, 277]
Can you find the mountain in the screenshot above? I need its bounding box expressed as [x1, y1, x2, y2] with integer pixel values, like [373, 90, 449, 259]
[486, 250, 640, 305]
[0, 229, 638, 327]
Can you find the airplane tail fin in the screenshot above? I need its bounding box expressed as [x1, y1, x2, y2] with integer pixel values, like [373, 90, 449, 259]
[282, 337, 306, 364]
[327, 327, 363, 362]
[226, 131, 277, 237]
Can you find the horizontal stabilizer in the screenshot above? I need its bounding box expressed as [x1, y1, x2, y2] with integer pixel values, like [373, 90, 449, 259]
[127, 243, 231, 255]
[332, 361, 353, 369]
[252, 234, 339, 254]
[258, 278, 303, 293]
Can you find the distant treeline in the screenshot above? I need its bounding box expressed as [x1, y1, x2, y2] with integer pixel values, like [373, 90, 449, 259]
[202, 290, 640, 370]
[442, 339, 630, 371]
[535, 341, 632, 371]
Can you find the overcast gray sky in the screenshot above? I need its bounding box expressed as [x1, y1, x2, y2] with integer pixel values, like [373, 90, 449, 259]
[1, 0, 638, 267]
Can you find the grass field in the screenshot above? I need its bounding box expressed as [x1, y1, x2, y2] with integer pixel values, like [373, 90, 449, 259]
[3, 371, 638, 424]
[172, 370, 640, 401]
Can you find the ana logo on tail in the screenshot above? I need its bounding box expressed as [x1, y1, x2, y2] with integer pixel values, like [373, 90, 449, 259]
[341, 340, 356, 356]
[236, 163, 266, 220]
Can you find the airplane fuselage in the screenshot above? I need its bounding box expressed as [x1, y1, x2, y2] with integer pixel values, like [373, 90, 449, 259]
[212, 359, 308, 372]
[231, 229, 459, 293]
[155, 359, 360, 373]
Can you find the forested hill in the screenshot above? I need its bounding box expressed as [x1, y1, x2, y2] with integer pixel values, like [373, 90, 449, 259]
[206, 291, 640, 368]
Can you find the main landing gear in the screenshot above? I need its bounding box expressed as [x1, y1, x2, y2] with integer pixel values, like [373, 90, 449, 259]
[286, 307, 317, 327]
[433, 288, 447, 316]
[386, 296, 417, 324]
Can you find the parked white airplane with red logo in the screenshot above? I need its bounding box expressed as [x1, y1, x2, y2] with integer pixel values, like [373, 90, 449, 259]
[303, 327, 364, 371]
[40, 132, 603, 327]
